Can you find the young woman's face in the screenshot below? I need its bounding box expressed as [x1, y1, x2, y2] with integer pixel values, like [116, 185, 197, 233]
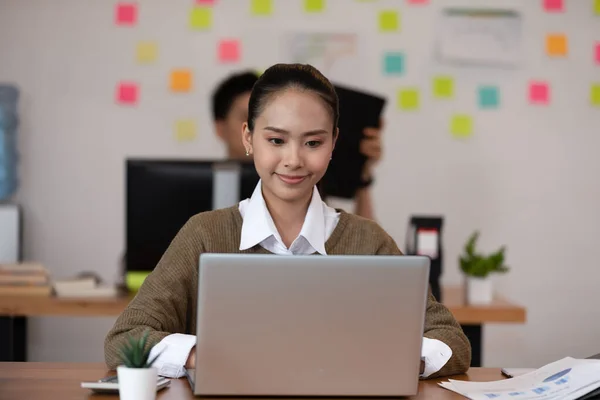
[242, 89, 336, 205]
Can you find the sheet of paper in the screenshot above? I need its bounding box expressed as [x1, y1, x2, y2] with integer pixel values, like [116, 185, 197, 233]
[170, 69, 192, 92]
[251, 0, 272, 15]
[283, 32, 365, 88]
[174, 120, 197, 142]
[218, 39, 241, 63]
[383, 52, 404, 75]
[417, 229, 438, 258]
[479, 86, 499, 109]
[529, 81, 549, 104]
[115, 3, 137, 25]
[433, 76, 454, 98]
[116, 82, 138, 105]
[436, 8, 522, 67]
[546, 34, 567, 56]
[305, 0, 324, 13]
[543, 0, 564, 12]
[591, 84, 600, 106]
[136, 41, 158, 64]
[397, 88, 419, 110]
[450, 114, 473, 138]
[379, 10, 399, 32]
[189, 7, 212, 29]
[440, 357, 600, 400]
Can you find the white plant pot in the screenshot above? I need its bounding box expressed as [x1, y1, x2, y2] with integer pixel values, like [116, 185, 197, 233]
[117, 366, 158, 400]
[466, 277, 493, 305]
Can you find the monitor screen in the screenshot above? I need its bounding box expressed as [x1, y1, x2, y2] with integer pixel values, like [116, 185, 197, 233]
[125, 159, 259, 272]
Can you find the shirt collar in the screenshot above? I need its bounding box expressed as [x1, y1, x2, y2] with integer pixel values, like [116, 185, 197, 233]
[239, 180, 327, 255]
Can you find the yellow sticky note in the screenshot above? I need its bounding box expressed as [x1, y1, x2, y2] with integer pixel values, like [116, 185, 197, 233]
[252, 0, 272, 15]
[136, 41, 158, 64]
[379, 10, 399, 32]
[170, 69, 192, 92]
[305, 0, 325, 12]
[397, 88, 419, 110]
[546, 34, 568, 56]
[450, 115, 473, 138]
[591, 84, 600, 106]
[189, 7, 212, 29]
[433, 76, 454, 98]
[174, 120, 197, 142]
[595, 0, 600, 14]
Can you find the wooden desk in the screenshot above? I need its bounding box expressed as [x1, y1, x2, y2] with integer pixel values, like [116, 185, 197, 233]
[0, 362, 505, 399]
[0, 286, 526, 366]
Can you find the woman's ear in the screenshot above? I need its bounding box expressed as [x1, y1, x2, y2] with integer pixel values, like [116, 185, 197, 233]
[332, 127, 339, 151]
[241, 123, 253, 155]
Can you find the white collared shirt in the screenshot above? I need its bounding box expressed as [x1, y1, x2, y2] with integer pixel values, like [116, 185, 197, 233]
[148, 181, 452, 379]
[239, 180, 340, 255]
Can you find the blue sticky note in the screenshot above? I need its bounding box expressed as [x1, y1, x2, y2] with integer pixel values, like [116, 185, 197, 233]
[478, 86, 499, 109]
[384, 52, 404, 75]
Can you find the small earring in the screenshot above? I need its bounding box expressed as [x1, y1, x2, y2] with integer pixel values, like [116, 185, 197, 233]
[245, 149, 250, 156]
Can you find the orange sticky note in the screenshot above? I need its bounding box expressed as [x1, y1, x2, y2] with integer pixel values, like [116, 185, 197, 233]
[546, 34, 567, 56]
[116, 82, 138, 105]
[170, 69, 192, 92]
[115, 3, 137, 25]
[218, 40, 240, 63]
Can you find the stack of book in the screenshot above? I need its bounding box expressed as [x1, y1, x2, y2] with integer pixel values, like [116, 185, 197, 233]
[0, 262, 52, 296]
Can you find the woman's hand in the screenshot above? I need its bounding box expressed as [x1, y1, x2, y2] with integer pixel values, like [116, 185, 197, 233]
[185, 346, 196, 369]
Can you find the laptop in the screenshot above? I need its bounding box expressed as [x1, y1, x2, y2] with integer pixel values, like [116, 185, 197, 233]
[186, 254, 430, 397]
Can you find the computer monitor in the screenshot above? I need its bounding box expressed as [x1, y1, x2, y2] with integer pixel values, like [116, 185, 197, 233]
[125, 159, 260, 282]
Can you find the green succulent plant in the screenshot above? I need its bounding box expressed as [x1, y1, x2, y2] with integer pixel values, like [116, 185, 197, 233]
[118, 329, 161, 369]
[459, 231, 509, 278]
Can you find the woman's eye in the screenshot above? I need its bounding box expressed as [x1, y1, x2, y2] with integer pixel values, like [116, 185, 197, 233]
[268, 138, 284, 145]
[306, 141, 321, 148]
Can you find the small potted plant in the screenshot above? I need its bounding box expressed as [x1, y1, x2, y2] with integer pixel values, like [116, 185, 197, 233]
[117, 329, 162, 400]
[459, 231, 509, 305]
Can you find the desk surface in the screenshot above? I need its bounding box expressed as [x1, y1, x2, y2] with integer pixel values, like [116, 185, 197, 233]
[0, 362, 504, 400]
[0, 286, 526, 324]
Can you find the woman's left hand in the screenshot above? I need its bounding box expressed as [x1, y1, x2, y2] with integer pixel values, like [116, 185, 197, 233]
[359, 119, 384, 181]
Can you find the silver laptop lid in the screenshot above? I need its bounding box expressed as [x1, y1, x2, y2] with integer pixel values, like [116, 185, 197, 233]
[193, 254, 430, 397]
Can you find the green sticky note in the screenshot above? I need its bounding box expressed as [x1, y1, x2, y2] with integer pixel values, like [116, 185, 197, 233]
[451, 115, 473, 138]
[397, 89, 419, 110]
[136, 41, 158, 64]
[434, 76, 454, 98]
[189, 7, 212, 29]
[379, 10, 399, 32]
[595, 0, 600, 14]
[591, 84, 600, 106]
[305, 0, 324, 12]
[252, 0, 272, 15]
[383, 52, 404, 75]
[478, 86, 499, 109]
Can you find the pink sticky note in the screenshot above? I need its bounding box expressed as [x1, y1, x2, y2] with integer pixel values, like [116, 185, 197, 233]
[195, 0, 215, 5]
[116, 82, 138, 104]
[407, 0, 428, 4]
[543, 0, 563, 12]
[218, 40, 240, 63]
[115, 2, 137, 25]
[529, 81, 549, 104]
[595, 43, 600, 64]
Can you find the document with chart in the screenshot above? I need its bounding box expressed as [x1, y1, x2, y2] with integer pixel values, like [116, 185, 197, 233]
[439, 357, 600, 400]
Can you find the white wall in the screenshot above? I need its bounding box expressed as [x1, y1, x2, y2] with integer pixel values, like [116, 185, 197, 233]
[0, 0, 599, 367]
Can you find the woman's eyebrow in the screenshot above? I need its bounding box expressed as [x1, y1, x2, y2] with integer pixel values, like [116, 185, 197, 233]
[263, 126, 328, 136]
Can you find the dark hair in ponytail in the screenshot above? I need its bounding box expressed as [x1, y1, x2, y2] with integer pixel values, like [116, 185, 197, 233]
[247, 63, 339, 136]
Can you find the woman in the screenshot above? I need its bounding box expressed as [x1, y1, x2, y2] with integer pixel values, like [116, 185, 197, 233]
[104, 63, 470, 380]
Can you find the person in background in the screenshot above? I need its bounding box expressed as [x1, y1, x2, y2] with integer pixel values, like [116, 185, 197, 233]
[104, 63, 471, 380]
[211, 70, 381, 220]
